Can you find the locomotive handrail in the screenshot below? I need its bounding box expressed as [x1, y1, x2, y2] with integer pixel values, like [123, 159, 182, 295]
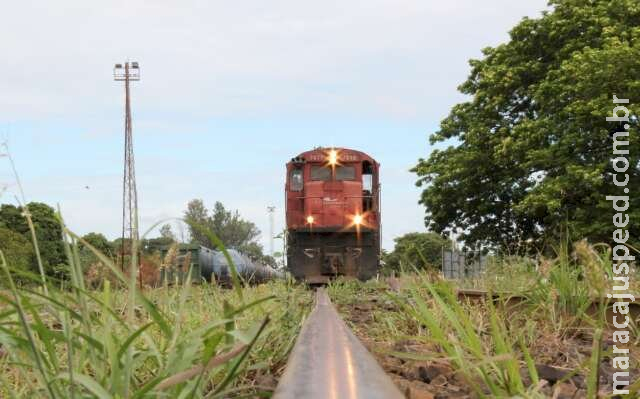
[295, 194, 375, 200]
[273, 288, 403, 399]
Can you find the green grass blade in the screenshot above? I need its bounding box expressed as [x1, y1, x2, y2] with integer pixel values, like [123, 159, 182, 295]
[116, 322, 154, 361]
[212, 317, 270, 396]
[587, 328, 602, 398]
[0, 251, 58, 399]
[54, 373, 112, 399]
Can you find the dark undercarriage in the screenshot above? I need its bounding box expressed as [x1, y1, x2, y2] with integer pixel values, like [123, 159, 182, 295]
[287, 230, 380, 284]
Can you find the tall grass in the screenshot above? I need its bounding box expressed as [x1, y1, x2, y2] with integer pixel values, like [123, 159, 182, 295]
[0, 214, 309, 398]
[330, 242, 639, 398]
[386, 278, 542, 398]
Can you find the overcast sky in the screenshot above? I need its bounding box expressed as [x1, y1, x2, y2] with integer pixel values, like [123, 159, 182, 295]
[1, 0, 550, 252]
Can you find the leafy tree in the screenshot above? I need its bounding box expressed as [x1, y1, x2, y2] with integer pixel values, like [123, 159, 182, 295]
[272, 251, 285, 270]
[383, 232, 450, 273]
[0, 203, 66, 276]
[0, 227, 35, 283]
[184, 200, 261, 249]
[183, 199, 210, 246]
[78, 232, 113, 268]
[137, 223, 178, 253]
[414, 0, 640, 252]
[111, 238, 126, 257]
[209, 202, 260, 248]
[184, 199, 271, 265]
[237, 241, 264, 261]
[81, 232, 112, 256]
[0, 204, 25, 234]
[159, 224, 175, 240]
[238, 241, 277, 267]
[260, 255, 277, 268]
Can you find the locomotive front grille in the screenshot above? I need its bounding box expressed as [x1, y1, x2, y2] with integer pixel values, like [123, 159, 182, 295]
[323, 252, 343, 275]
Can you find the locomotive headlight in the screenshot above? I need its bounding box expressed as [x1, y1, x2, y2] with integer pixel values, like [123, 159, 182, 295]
[306, 215, 315, 224]
[327, 149, 339, 166]
[353, 214, 363, 225]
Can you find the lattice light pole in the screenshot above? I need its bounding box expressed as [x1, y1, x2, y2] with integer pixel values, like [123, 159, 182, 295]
[114, 62, 140, 270]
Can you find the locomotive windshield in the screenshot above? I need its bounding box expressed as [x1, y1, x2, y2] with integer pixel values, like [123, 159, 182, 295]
[335, 165, 356, 180]
[310, 165, 331, 181]
[311, 165, 356, 181]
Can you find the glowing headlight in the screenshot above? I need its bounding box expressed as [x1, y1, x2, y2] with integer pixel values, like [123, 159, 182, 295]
[353, 214, 363, 225]
[328, 149, 339, 166]
[306, 215, 315, 224]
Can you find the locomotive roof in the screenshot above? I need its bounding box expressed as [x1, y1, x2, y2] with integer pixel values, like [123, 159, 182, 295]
[288, 147, 378, 164]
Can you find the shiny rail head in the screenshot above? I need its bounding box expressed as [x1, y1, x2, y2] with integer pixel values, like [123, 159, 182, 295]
[273, 288, 403, 399]
[315, 288, 331, 306]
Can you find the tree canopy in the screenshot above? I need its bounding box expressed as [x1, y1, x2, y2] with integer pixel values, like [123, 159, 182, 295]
[159, 224, 175, 240]
[0, 203, 66, 276]
[414, 0, 640, 252]
[184, 199, 271, 263]
[383, 232, 450, 273]
[81, 232, 113, 256]
[0, 227, 35, 282]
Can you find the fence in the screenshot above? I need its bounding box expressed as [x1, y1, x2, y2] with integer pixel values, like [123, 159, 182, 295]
[442, 249, 487, 279]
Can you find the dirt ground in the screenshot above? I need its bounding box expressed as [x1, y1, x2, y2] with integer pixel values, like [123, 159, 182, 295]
[337, 297, 639, 399]
[338, 298, 473, 399]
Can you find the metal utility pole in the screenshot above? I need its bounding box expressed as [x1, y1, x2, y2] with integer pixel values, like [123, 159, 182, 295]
[114, 62, 141, 271]
[267, 206, 276, 256]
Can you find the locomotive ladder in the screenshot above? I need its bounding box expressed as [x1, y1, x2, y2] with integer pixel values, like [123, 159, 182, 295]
[273, 288, 403, 399]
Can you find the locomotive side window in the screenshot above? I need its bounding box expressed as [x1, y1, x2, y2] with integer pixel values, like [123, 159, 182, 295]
[311, 165, 332, 181]
[336, 165, 356, 181]
[290, 168, 303, 191]
[362, 161, 374, 211]
[363, 174, 373, 191]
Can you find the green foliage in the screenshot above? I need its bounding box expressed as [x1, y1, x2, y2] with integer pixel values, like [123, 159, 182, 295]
[238, 241, 277, 267]
[0, 202, 66, 277]
[138, 224, 177, 256]
[159, 223, 175, 240]
[141, 236, 174, 254]
[78, 232, 114, 272]
[111, 235, 174, 257]
[81, 232, 112, 256]
[390, 282, 534, 397]
[260, 254, 278, 268]
[185, 200, 260, 248]
[0, 227, 34, 283]
[184, 199, 272, 264]
[414, 0, 640, 252]
[383, 232, 449, 273]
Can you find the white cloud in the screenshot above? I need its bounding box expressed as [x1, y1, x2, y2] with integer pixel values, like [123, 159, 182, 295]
[1, 0, 548, 121]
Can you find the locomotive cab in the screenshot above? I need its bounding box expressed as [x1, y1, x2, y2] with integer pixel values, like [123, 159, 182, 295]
[285, 148, 381, 283]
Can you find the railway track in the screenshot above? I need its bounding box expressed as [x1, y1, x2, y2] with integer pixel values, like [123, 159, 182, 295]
[273, 287, 404, 399]
[271, 285, 639, 399]
[456, 288, 640, 322]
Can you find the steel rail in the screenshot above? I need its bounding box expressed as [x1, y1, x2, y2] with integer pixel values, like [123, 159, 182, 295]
[273, 288, 403, 399]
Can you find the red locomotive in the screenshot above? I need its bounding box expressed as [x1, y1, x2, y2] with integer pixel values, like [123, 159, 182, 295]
[285, 147, 381, 283]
